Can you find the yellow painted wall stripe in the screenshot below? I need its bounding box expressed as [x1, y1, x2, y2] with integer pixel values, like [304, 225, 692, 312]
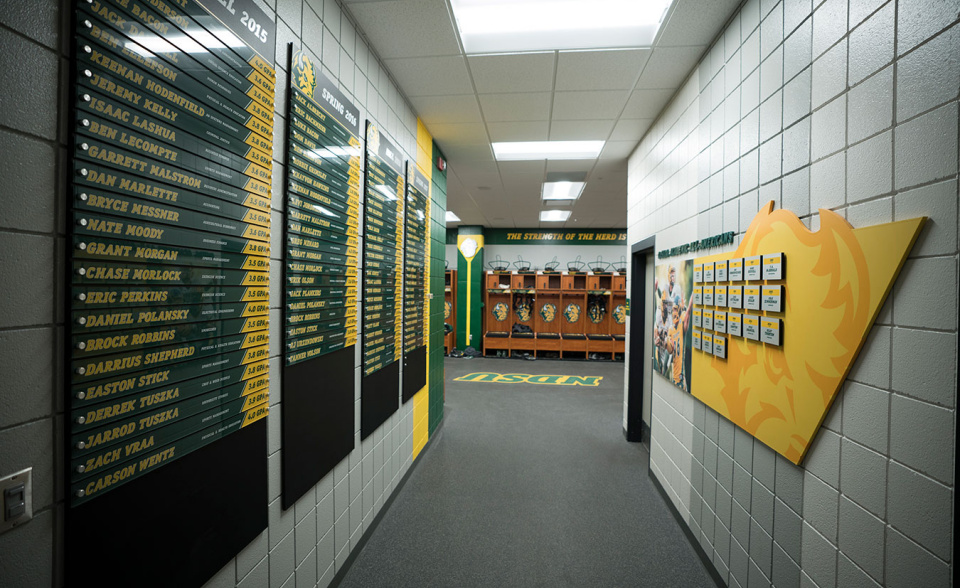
[412, 119, 433, 461]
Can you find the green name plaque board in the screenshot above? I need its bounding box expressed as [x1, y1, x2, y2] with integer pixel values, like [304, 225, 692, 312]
[67, 0, 275, 586]
[281, 49, 360, 509]
[361, 121, 404, 437]
[402, 164, 428, 402]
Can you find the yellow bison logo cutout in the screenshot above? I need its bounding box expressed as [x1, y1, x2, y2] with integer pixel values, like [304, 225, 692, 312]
[540, 303, 556, 323]
[293, 52, 316, 96]
[613, 304, 626, 324]
[563, 303, 580, 323]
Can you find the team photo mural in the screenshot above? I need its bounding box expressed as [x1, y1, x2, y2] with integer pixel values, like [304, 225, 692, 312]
[653, 261, 693, 392]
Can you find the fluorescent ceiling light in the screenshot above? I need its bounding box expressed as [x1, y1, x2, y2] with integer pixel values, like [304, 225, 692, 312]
[445, 211, 461, 223]
[540, 210, 571, 222]
[493, 141, 604, 161]
[450, 0, 673, 53]
[542, 181, 585, 201]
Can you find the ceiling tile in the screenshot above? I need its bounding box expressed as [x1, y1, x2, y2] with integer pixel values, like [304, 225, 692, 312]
[589, 168, 628, 186]
[410, 94, 483, 124]
[591, 159, 629, 173]
[446, 176, 489, 224]
[423, 122, 489, 144]
[545, 171, 588, 182]
[485, 121, 550, 142]
[501, 178, 543, 198]
[599, 141, 639, 160]
[584, 177, 626, 190]
[437, 142, 494, 161]
[552, 91, 629, 120]
[636, 46, 706, 89]
[382, 55, 474, 96]
[621, 89, 676, 118]
[454, 171, 503, 191]
[446, 160, 500, 176]
[548, 119, 615, 141]
[345, 0, 737, 230]
[555, 49, 651, 91]
[478, 93, 552, 122]
[545, 159, 597, 173]
[610, 118, 654, 141]
[502, 183, 547, 203]
[657, 0, 742, 47]
[344, 0, 461, 58]
[466, 188, 509, 206]
[498, 160, 547, 182]
[467, 52, 556, 93]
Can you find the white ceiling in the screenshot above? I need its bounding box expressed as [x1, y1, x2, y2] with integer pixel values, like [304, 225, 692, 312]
[343, 0, 742, 229]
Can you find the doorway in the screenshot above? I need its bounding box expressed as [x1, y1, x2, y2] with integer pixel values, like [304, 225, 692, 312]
[625, 237, 655, 443]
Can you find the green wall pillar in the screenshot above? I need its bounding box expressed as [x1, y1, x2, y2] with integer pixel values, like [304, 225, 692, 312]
[455, 226, 484, 350]
[428, 141, 447, 435]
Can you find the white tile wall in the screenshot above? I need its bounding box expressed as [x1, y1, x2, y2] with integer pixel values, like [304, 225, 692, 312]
[627, 1, 958, 586]
[200, 1, 421, 587]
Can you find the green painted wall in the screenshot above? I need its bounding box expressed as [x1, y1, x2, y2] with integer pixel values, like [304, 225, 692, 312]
[455, 226, 484, 350]
[428, 141, 447, 436]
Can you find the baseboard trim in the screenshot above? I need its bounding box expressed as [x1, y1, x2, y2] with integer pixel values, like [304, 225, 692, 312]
[328, 415, 446, 587]
[622, 421, 651, 444]
[648, 468, 726, 588]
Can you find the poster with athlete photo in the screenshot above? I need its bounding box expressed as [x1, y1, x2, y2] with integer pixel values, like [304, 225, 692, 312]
[653, 260, 693, 392]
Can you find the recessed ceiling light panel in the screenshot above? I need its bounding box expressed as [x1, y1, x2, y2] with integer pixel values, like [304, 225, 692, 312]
[493, 141, 604, 161]
[540, 210, 572, 222]
[445, 211, 462, 223]
[542, 181, 585, 201]
[451, 0, 673, 53]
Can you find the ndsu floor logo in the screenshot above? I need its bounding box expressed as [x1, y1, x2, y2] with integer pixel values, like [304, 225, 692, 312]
[453, 372, 603, 387]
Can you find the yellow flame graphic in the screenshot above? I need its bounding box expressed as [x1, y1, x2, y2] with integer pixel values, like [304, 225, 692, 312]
[692, 202, 924, 463]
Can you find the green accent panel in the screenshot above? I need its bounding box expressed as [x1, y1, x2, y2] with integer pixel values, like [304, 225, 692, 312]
[432, 181, 447, 210]
[431, 141, 447, 194]
[484, 228, 627, 245]
[455, 226, 483, 350]
[428, 140, 447, 436]
[445, 228, 457, 244]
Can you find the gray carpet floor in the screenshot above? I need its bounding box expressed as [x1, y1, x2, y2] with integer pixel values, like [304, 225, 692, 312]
[336, 357, 715, 588]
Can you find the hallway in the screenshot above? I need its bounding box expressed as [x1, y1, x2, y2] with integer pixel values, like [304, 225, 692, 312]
[338, 358, 715, 587]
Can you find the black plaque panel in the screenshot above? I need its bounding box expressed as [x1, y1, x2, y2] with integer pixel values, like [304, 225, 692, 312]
[281, 48, 359, 507]
[282, 347, 355, 509]
[67, 421, 267, 588]
[401, 163, 427, 404]
[402, 345, 426, 403]
[361, 361, 400, 438]
[67, 0, 275, 585]
[360, 121, 403, 437]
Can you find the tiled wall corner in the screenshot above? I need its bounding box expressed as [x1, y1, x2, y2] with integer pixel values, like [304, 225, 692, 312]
[628, 1, 959, 587]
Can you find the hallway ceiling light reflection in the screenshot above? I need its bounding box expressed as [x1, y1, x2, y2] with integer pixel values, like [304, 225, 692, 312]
[375, 185, 398, 201]
[493, 141, 604, 161]
[308, 146, 362, 160]
[450, 0, 673, 53]
[540, 210, 571, 222]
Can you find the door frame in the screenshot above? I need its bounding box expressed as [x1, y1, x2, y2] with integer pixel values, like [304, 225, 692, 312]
[624, 236, 655, 443]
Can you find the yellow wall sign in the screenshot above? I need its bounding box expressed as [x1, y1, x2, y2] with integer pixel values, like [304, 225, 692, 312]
[454, 373, 603, 386]
[691, 202, 924, 464]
